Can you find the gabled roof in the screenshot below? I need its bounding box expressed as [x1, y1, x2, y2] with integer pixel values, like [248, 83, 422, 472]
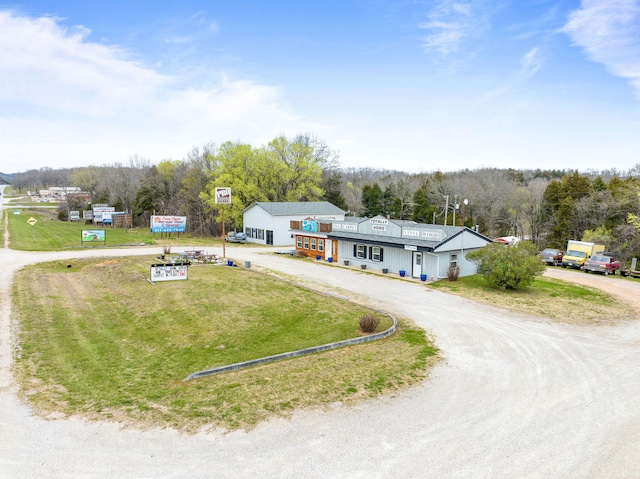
[327, 215, 493, 251]
[244, 201, 345, 216]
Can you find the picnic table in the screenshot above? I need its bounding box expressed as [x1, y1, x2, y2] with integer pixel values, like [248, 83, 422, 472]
[194, 252, 219, 264]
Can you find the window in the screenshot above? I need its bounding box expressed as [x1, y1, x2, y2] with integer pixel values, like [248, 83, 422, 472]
[372, 246, 383, 262]
[297, 235, 303, 248]
[310, 238, 317, 250]
[355, 243, 366, 259]
[450, 253, 458, 268]
[304, 237, 309, 249]
[318, 239, 324, 252]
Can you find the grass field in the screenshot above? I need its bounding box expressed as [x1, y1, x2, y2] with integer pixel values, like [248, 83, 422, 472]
[6, 207, 223, 251]
[12, 256, 437, 431]
[429, 273, 637, 324]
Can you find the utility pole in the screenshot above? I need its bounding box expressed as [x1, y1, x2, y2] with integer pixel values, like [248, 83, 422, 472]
[443, 195, 449, 226]
[453, 194, 458, 226]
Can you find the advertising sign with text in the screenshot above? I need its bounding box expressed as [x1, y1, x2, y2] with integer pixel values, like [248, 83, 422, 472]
[215, 187, 231, 204]
[150, 215, 187, 233]
[150, 264, 188, 282]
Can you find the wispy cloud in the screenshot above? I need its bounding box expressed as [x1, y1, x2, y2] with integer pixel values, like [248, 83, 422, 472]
[563, 0, 640, 99]
[419, 1, 484, 55]
[0, 10, 313, 168]
[520, 47, 543, 77]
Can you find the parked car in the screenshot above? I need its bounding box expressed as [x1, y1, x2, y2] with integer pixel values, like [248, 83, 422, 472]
[225, 230, 248, 243]
[539, 248, 565, 266]
[583, 255, 621, 276]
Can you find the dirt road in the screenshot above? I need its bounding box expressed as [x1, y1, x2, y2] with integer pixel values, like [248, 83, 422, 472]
[1, 245, 639, 479]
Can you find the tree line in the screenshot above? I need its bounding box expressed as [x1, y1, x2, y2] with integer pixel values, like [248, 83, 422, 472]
[9, 134, 640, 264]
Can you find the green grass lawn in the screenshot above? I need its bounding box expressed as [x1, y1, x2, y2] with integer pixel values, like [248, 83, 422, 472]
[12, 256, 436, 431]
[6, 208, 222, 251]
[429, 273, 637, 323]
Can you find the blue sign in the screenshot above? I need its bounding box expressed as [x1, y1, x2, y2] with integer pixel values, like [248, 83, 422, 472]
[302, 219, 317, 232]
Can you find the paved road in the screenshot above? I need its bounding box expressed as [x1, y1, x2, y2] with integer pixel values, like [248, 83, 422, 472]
[1, 243, 639, 479]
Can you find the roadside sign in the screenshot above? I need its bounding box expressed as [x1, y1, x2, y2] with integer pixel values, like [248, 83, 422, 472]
[27, 217, 37, 226]
[214, 187, 231, 204]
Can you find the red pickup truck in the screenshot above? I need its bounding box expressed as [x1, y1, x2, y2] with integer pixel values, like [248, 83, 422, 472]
[583, 255, 621, 276]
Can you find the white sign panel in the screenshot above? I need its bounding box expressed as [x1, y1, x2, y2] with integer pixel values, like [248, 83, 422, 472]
[334, 223, 358, 231]
[93, 206, 115, 222]
[370, 218, 388, 225]
[215, 187, 231, 204]
[69, 211, 80, 221]
[150, 264, 188, 282]
[421, 230, 443, 241]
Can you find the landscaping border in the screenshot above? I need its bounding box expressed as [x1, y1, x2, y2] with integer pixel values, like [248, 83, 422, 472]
[183, 275, 398, 381]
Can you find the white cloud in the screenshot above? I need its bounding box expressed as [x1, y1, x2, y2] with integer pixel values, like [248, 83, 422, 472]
[564, 0, 640, 99]
[0, 10, 315, 170]
[520, 47, 543, 77]
[419, 1, 483, 55]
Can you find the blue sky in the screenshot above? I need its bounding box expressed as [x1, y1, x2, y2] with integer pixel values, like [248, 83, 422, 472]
[1, 0, 639, 174]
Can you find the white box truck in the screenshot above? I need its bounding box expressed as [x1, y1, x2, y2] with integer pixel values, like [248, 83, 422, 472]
[561, 240, 605, 269]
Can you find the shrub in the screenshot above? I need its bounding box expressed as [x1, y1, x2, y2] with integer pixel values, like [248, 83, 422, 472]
[447, 265, 460, 281]
[359, 314, 380, 333]
[466, 241, 546, 290]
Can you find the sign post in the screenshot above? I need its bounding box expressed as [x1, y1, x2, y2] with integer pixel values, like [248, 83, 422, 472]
[215, 188, 231, 259]
[28, 217, 37, 242]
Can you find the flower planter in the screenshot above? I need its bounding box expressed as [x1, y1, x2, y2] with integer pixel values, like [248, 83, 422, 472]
[420, 274, 427, 281]
[399, 270, 406, 277]
[361, 264, 367, 270]
[344, 260, 350, 266]
[327, 257, 333, 262]
[316, 255, 322, 260]
[382, 268, 389, 274]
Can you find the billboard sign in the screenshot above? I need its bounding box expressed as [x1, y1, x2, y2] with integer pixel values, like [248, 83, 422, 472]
[82, 230, 106, 242]
[93, 205, 115, 223]
[150, 264, 189, 282]
[150, 215, 187, 233]
[69, 211, 80, 221]
[215, 187, 231, 204]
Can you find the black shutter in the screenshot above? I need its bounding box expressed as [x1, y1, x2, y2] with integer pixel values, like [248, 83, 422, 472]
[380, 248, 384, 262]
[368, 246, 372, 259]
[353, 244, 357, 257]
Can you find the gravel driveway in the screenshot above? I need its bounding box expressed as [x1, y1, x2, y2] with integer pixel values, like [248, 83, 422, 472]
[1, 245, 639, 479]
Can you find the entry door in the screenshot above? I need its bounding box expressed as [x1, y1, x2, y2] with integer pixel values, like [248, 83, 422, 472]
[266, 230, 274, 245]
[412, 252, 423, 277]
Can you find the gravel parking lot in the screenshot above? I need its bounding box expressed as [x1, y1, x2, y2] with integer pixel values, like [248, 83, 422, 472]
[1, 245, 639, 479]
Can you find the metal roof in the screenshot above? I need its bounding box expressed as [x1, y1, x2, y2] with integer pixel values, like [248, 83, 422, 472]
[245, 201, 345, 216]
[327, 230, 440, 250]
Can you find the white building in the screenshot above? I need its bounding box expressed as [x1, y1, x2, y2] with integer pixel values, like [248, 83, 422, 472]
[299, 215, 493, 280]
[242, 202, 345, 246]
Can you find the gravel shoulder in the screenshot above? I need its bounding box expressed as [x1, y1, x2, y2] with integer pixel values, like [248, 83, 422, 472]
[1, 244, 639, 479]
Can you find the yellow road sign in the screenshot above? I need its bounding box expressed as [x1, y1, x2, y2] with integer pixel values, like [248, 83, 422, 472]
[28, 217, 37, 226]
